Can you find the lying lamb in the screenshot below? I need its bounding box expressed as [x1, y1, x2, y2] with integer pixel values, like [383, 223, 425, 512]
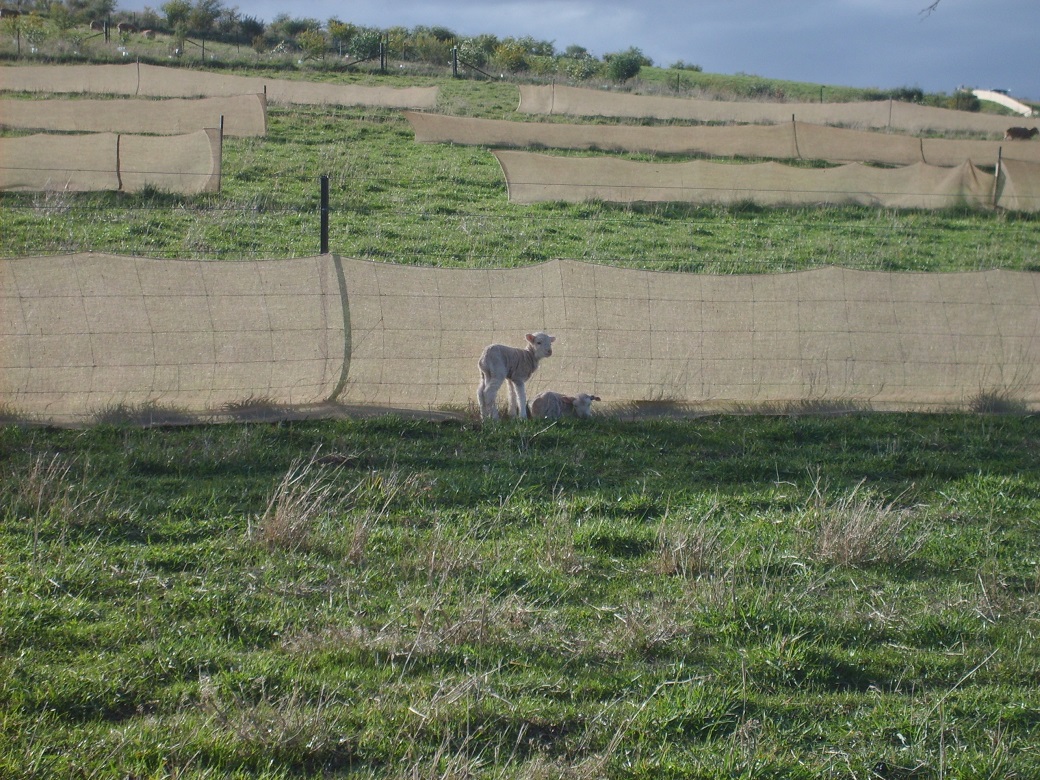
[477, 331, 555, 420]
[530, 391, 601, 420]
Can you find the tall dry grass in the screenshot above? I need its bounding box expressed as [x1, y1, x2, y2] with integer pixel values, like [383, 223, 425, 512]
[802, 479, 925, 568]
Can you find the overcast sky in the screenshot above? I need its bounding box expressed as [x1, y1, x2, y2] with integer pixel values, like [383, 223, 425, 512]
[138, 0, 1040, 101]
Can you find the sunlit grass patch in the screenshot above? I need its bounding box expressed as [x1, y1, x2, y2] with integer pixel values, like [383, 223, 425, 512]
[800, 479, 926, 569]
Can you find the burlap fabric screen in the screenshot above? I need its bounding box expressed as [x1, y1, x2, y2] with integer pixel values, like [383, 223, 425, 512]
[1, 255, 347, 420]
[0, 63, 438, 108]
[997, 160, 1040, 212]
[493, 151, 1013, 210]
[0, 129, 221, 193]
[3, 254, 1038, 423]
[0, 93, 267, 137]
[518, 85, 1022, 136]
[406, 113, 1040, 167]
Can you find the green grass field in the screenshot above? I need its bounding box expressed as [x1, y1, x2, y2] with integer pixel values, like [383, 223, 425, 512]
[2, 54, 1040, 778]
[3, 414, 1040, 778]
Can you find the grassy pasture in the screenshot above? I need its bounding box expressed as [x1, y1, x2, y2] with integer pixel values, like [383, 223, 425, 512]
[1, 73, 1038, 270]
[2, 58, 1040, 778]
[2, 414, 1040, 779]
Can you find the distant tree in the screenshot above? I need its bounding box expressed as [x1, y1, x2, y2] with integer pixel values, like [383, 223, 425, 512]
[516, 34, 554, 57]
[528, 54, 559, 77]
[0, 12, 19, 49]
[493, 39, 528, 72]
[412, 29, 452, 65]
[48, 2, 76, 36]
[49, 3, 88, 50]
[348, 27, 381, 60]
[160, 0, 190, 31]
[238, 14, 263, 42]
[135, 7, 164, 30]
[171, 20, 186, 52]
[215, 5, 237, 39]
[297, 27, 326, 60]
[949, 90, 980, 112]
[267, 14, 320, 40]
[21, 12, 49, 48]
[456, 36, 491, 67]
[65, 0, 117, 25]
[384, 25, 408, 57]
[670, 60, 702, 72]
[456, 33, 496, 67]
[566, 52, 601, 81]
[424, 25, 455, 42]
[605, 46, 650, 82]
[327, 19, 355, 44]
[890, 86, 924, 103]
[186, 0, 221, 36]
[563, 44, 589, 59]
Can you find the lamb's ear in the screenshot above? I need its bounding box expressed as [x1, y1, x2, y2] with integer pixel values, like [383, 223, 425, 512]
[562, 395, 575, 402]
[549, 335, 556, 342]
[526, 333, 535, 343]
[592, 396, 601, 402]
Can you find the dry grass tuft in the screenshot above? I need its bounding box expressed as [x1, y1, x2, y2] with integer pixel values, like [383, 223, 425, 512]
[91, 400, 199, 426]
[654, 502, 725, 577]
[967, 388, 1029, 415]
[0, 402, 36, 424]
[15, 453, 113, 526]
[802, 479, 924, 568]
[252, 452, 417, 557]
[220, 395, 288, 422]
[252, 453, 343, 553]
[197, 679, 354, 766]
[13, 454, 116, 570]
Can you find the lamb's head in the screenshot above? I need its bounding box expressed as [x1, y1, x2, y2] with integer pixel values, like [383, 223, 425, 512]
[526, 331, 556, 359]
[571, 393, 601, 418]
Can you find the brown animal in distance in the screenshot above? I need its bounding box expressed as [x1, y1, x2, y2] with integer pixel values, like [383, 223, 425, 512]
[1004, 126, 1039, 141]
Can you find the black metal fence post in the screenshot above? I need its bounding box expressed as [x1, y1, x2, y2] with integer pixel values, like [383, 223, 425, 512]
[320, 174, 330, 254]
[218, 115, 224, 193]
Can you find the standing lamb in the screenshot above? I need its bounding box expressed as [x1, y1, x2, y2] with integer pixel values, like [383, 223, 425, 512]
[530, 391, 601, 419]
[477, 332, 555, 420]
[1004, 126, 1039, 141]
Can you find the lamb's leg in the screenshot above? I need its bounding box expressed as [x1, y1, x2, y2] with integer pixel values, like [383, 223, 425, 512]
[477, 375, 488, 419]
[479, 374, 504, 420]
[505, 380, 518, 418]
[511, 380, 529, 420]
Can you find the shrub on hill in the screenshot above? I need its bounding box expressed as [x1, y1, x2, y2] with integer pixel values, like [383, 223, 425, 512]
[605, 46, 651, 83]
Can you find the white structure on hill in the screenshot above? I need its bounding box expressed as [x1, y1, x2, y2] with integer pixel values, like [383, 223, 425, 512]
[972, 89, 1035, 117]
